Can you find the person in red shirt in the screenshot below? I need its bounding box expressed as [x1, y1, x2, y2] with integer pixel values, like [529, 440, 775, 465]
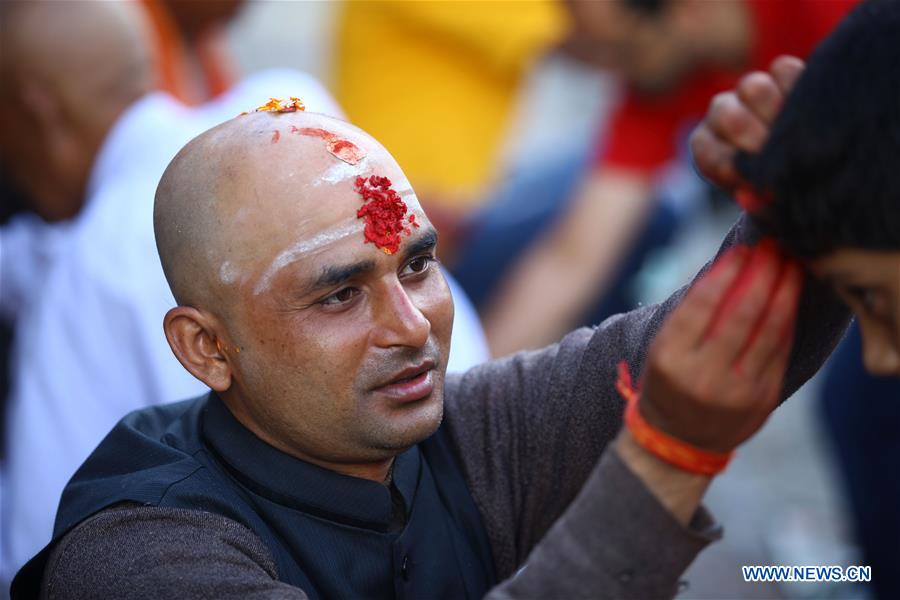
[479, 0, 856, 355]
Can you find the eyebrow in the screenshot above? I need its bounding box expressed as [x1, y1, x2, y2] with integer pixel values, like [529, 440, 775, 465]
[301, 227, 439, 296]
[310, 259, 377, 293]
[400, 227, 438, 262]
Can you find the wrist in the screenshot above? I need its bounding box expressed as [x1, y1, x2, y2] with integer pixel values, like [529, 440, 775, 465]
[616, 361, 734, 476]
[614, 429, 711, 526]
[626, 398, 734, 476]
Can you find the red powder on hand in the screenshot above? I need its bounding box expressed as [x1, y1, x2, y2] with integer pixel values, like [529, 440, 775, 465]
[355, 175, 419, 254]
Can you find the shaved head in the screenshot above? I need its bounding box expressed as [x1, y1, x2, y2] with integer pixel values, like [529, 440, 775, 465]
[0, 0, 152, 111]
[154, 110, 420, 311]
[0, 0, 155, 219]
[156, 109, 451, 477]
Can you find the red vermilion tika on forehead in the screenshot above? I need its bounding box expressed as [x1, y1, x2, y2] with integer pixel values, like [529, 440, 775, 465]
[290, 126, 366, 165]
[355, 175, 419, 255]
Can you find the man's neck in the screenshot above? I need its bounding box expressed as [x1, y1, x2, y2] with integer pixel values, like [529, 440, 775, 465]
[221, 392, 397, 483]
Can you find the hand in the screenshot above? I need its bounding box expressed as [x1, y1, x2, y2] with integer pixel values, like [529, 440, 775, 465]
[691, 56, 805, 190]
[638, 243, 803, 454]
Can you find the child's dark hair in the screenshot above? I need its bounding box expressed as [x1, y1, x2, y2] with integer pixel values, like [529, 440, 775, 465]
[736, 0, 900, 259]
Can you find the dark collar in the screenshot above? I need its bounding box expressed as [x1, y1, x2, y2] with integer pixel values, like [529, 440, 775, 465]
[201, 393, 421, 530]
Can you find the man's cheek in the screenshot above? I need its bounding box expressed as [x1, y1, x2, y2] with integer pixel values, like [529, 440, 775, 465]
[419, 290, 454, 337]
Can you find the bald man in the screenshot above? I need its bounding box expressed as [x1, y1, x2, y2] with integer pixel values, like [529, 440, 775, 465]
[0, 0, 496, 585]
[10, 92, 851, 597]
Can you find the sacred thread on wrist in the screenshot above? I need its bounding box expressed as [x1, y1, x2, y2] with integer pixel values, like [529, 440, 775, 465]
[616, 361, 733, 476]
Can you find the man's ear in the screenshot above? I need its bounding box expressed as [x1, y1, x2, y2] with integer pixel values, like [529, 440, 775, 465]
[164, 306, 233, 392]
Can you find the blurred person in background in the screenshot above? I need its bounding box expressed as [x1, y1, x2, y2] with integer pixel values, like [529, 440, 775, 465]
[140, 0, 243, 105]
[0, 1, 221, 583]
[333, 0, 569, 253]
[471, 0, 855, 356]
[0, 0, 489, 584]
[0, 0, 245, 521]
[0, 0, 244, 433]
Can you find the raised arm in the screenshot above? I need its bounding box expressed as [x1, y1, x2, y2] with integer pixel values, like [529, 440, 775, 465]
[445, 57, 852, 598]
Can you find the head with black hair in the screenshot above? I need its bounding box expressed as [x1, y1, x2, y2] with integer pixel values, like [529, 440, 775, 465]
[564, 0, 751, 92]
[737, 0, 900, 376]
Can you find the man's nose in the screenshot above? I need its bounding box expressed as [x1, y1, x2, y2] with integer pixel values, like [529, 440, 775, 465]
[862, 335, 900, 377]
[372, 279, 430, 349]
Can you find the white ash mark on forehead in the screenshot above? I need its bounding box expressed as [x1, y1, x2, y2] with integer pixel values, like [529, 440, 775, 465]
[219, 261, 240, 285]
[253, 220, 365, 295]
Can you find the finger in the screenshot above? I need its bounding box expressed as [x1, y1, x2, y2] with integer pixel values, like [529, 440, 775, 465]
[755, 329, 795, 409]
[661, 245, 750, 347]
[701, 240, 782, 365]
[736, 71, 785, 127]
[736, 258, 803, 377]
[703, 241, 776, 340]
[769, 55, 805, 96]
[690, 124, 739, 187]
[706, 91, 770, 154]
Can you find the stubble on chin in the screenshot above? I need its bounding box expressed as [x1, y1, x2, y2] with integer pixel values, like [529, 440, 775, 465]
[361, 390, 445, 454]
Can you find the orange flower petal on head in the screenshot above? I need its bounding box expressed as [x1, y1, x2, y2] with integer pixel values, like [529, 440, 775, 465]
[239, 96, 307, 116]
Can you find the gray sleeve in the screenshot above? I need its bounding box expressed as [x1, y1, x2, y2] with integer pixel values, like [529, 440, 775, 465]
[442, 215, 850, 593]
[486, 449, 719, 599]
[41, 505, 307, 600]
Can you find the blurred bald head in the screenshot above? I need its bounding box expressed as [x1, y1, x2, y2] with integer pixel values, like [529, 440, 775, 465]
[0, 0, 155, 219]
[154, 110, 422, 313]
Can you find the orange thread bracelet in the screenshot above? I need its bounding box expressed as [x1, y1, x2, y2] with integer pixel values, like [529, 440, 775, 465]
[616, 361, 733, 476]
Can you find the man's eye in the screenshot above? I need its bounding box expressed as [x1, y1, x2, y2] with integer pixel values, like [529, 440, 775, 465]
[847, 286, 878, 313]
[321, 287, 359, 306]
[401, 256, 435, 277]
[841, 285, 893, 324]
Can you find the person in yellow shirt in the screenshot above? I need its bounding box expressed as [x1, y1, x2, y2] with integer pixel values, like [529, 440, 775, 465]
[334, 1, 566, 205]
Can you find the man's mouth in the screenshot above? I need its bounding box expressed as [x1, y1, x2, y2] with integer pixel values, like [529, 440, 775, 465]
[372, 360, 436, 403]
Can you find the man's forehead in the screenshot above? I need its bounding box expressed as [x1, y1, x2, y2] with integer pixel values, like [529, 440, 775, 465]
[181, 109, 434, 295]
[258, 222, 438, 299]
[251, 185, 427, 294]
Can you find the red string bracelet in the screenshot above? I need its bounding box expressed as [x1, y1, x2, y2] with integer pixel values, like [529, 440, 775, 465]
[616, 361, 733, 476]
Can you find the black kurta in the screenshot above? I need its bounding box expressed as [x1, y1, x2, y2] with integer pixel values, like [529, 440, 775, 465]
[14, 393, 496, 599]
